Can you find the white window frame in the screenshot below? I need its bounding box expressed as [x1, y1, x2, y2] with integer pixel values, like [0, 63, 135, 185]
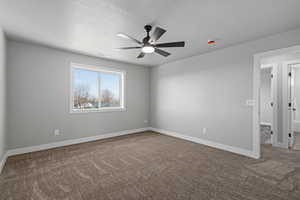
[70, 62, 126, 113]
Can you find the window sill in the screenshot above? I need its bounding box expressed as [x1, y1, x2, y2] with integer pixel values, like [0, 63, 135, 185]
[70, 107, 126, 114]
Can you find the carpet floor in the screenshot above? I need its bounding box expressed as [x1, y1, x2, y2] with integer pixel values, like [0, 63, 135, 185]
[1, 131, 300, 200]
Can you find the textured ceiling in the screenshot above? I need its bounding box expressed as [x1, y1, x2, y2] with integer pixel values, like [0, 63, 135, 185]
[1, 0, 300, 66]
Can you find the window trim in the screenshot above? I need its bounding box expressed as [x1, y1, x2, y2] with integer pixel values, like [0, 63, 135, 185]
[70, 62, 126, 114]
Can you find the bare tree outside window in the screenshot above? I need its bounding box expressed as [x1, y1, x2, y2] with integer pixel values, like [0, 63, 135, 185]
[74, 84, 99, 109]
[71, 65, 124, 112]
[101, 89, 120, 107]
[72, 68, 99, 110]
[100, 73, 120, 107]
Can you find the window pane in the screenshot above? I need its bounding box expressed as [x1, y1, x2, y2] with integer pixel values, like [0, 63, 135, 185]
[73, 68, 99, 110]
[100, 73, 121, 107]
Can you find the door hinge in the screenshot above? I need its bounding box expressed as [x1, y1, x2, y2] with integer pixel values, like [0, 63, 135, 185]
[271, 74, 274, 78]
[270, 131, 273, 135]
[289, 102, 292, 107]
[288, 72, 292, 77]
[288, 133, 292, 138]
[270, 102, 274, 107]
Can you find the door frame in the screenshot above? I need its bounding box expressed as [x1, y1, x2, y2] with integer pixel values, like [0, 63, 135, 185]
[253, 45, 300, 159]
[283, 60, 300, 148]
[260, 64, 278, 146]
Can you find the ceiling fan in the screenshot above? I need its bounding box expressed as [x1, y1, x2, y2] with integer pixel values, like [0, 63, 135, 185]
[116, 25, 185, 58]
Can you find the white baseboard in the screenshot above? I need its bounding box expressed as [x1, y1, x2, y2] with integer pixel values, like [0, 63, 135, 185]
[150, 127, 259, 159]
[7, 127, 150, 157]
[274, 141, 288, 149]
[260, 122, 271, 126]
[0, 151, 8, 174]
[264, 139, 272, 144]
[2, 126, 259, 174]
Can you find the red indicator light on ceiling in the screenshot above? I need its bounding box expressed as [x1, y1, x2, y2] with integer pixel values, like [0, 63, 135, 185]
[208, 40, 216, 45]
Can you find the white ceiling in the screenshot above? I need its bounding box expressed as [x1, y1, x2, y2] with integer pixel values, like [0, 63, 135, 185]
[1, 0, 300, 66]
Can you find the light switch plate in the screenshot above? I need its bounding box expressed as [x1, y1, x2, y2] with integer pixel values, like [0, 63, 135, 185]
[246, 99, 255, 106]
[54, 129, 60, 136]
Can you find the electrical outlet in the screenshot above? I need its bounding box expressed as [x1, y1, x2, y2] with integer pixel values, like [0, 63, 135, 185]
[54, 129, 60, 136]
[202, 128, 207, 134]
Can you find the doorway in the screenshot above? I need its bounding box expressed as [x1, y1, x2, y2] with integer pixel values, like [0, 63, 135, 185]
[253, 45, 300, 158]
[286, 62, 300, 150]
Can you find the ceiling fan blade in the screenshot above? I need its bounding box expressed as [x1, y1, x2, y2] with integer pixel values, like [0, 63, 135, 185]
[155, 41, 185, 48]
[116, 47, 141, 50]
[117, 33, 142, 45]
[137, 52, 145, 58]
[151, 27, 166, 42]
[155, 48, 171, 57]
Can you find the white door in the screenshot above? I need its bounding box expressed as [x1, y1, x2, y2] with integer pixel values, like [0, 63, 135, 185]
[287, 64, 296, 148]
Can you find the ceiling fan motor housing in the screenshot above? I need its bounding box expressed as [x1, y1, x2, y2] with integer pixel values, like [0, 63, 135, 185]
[143, 25, 152, 44]
[144, 25, 152, 33]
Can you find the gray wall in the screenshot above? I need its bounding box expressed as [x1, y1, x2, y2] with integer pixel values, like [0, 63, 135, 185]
[260, 68, 272, 124]
[151, 28, 300, 151]
[0, 26, 6, 160]
[7, 40, 150, 149]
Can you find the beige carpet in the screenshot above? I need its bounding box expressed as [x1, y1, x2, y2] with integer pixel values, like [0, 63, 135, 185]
[1, 131, 300, 200]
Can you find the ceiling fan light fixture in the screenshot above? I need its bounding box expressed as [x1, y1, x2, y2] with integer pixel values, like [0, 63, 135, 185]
[141, 45, 155, 53]
[116, 25, 185, 58]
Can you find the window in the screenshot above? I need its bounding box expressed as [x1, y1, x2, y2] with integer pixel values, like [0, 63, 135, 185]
[71, 63, 125, 113]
